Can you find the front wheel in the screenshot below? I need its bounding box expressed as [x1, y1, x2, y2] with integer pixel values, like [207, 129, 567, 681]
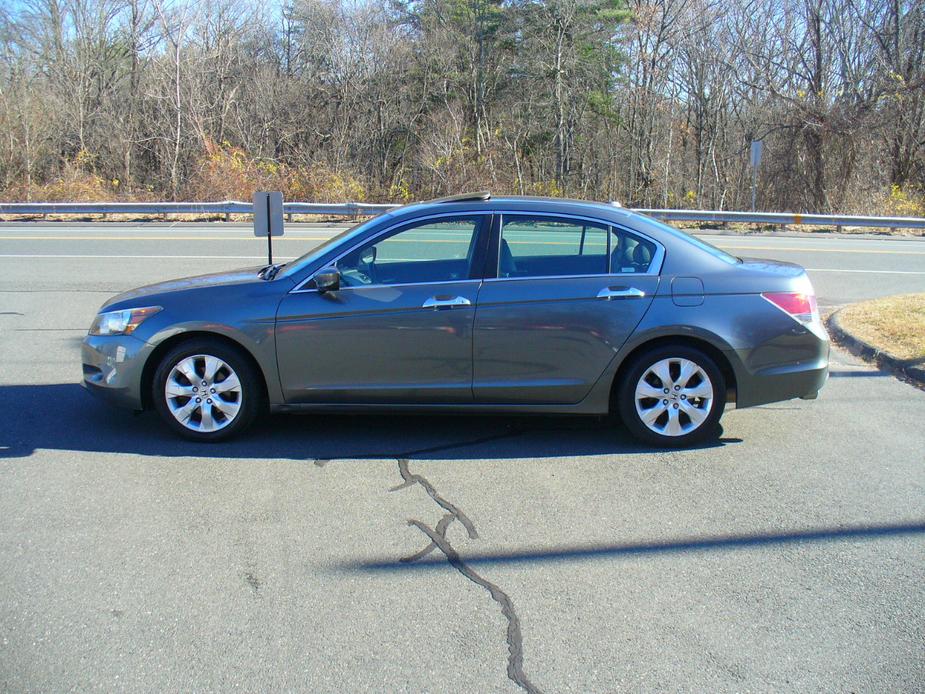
[617, 345, 726, 448]
[152, 338, 263, 441]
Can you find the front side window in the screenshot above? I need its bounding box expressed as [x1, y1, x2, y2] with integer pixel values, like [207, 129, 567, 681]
[499, 215, 609, 278]
[334, 216, 484, 287]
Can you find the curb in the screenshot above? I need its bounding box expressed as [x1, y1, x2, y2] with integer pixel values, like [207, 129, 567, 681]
[827, 310, 925, 386]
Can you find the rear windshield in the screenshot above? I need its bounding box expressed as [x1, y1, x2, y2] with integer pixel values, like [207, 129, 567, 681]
[644, 217, 740, 264]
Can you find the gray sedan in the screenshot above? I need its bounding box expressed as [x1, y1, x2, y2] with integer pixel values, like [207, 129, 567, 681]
[82, 193, 829, 447]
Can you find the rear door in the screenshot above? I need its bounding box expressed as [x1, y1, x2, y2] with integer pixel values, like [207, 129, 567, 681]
[473, 213, 660, 404]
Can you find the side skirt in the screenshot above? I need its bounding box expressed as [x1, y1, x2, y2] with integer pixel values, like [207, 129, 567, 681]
[270, 401, 611, 415]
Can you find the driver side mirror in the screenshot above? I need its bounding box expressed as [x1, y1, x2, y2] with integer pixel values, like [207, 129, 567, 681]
[360, 246, 377, 265]
[314, 267, 340, 293]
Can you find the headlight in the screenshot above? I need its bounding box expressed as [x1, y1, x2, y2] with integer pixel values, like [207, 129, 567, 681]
[89, 306, 162, 336]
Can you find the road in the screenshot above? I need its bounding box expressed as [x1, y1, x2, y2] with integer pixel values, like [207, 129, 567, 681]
[0, 222, 923, 693]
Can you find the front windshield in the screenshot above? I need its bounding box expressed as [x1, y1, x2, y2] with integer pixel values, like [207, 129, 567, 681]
[279, 214, 391, 277]
[642, 216, 740, 264]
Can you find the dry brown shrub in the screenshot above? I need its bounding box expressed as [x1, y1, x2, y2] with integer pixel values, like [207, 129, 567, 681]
[0, 150, 121, 202]
[185, 141, 369, 202]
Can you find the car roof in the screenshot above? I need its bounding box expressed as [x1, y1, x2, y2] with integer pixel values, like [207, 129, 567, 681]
[393, 194, 639, 224]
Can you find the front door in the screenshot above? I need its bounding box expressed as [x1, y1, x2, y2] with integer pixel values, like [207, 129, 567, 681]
[276, 214, 490, 404]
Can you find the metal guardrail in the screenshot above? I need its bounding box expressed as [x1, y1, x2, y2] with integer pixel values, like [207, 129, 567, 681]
[0, 200, 396, 217]
[0, 200, 923, 230]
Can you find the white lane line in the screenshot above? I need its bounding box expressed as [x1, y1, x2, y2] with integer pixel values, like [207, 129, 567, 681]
[0, 254, 298, 260]
[805, 267, 925, 275]
[7, 231, 333, 236]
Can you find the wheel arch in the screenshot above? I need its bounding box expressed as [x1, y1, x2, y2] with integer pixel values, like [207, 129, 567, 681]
[609, 334, 738, 412]
[140, 330, 269, 411]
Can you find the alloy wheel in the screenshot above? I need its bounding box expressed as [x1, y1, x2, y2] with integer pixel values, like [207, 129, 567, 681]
[634, 357, 714, 437]
[164, 354, 243, 433]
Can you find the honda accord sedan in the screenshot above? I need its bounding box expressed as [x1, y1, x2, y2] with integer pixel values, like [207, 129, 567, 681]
[82, 193, 829, 447]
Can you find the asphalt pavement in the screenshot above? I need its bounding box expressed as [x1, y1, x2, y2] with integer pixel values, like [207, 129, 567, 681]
[0, 222, 923, 693]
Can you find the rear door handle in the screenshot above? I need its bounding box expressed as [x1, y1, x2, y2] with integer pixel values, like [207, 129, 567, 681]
[597, 286, 646, 300]
[422, 295, 472, 309]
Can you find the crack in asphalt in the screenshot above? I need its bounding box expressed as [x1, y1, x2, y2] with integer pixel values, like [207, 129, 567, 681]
[407, 515, 541, 694]
[313, 427, 543, 693]
[391, 458, 478, 561]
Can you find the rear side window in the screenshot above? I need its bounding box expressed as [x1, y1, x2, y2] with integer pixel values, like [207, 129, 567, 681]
[499, 215, 609, 278]
[610, 227, 657, 274]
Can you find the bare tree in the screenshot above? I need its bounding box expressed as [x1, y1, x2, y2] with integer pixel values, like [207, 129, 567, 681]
[0, 0, 921, 213]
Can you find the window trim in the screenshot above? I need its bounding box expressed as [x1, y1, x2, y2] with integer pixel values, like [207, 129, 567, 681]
[290, 212, 493, 293]
[488, 211, 664, 281]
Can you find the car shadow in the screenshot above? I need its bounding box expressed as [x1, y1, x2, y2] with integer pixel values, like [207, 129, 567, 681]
[0, 383, 741, 461]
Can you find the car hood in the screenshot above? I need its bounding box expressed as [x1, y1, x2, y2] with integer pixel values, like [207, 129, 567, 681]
[102, 266, 265, 309]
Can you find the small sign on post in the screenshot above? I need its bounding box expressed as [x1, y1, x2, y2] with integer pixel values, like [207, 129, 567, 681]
[253, 191, 284, 264]
[750, 140, 763, 169]
[749, 140, 763, 212]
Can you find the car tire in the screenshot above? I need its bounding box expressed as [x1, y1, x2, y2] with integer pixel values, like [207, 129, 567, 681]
[152, 338, 263, 442]
[617, 345, 726, 448]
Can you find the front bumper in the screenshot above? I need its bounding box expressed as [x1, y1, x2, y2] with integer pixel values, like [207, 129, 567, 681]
[81, 334, 152, 410]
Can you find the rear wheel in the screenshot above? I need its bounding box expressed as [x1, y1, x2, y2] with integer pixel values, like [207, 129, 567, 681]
[617, 345, 726, 447]
[152, 338, 262, 441]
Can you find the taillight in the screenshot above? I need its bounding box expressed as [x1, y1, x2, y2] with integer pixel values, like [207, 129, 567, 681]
[761, 291, 819, 324]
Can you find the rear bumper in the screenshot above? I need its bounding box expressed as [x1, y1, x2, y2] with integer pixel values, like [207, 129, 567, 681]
[733, 322, 830, 408]
[81, 334, 151, 410]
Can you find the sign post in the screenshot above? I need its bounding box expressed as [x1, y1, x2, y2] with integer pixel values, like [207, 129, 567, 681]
[253, 191, 284, 264]
[750, 140, 763, 212]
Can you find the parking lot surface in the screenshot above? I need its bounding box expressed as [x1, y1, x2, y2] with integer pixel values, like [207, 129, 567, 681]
[1, 223, 923, 692]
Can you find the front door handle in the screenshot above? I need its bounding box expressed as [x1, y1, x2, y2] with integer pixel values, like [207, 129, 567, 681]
[422, 295, 472, 309]
[597, 286, 646, 300]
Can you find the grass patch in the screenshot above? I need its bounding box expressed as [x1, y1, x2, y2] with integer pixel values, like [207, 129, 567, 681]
[838, 294, 925, 361]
